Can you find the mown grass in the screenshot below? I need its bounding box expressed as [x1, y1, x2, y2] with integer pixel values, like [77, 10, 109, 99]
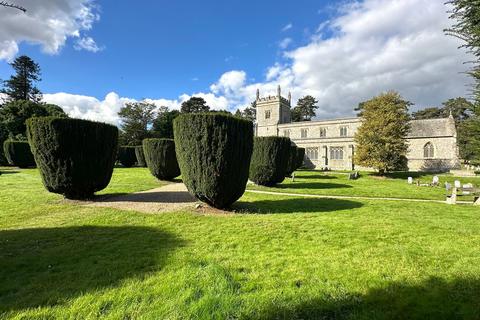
[1, 167, 480, 319]
[248, 170, 480, 201]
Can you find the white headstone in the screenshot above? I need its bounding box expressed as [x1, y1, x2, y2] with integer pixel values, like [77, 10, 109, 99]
[408, 177, 413, 184]
[454, 180, 461, 188]
[433, 176, 439, 184]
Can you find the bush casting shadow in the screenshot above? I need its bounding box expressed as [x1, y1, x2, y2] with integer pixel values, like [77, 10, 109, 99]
[235, 197, 363, 214]
[0, 226, 184, 312]
[275, 182, 353, 190]
[252, 277, 480, 320]
[95, 191, 196, 203]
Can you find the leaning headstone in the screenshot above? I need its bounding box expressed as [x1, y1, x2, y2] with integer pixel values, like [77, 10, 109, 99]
[408, 177, 413, 184]
[445, 182, 451, 190]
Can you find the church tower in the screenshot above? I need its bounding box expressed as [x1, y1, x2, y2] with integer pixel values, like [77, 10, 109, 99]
[255, 85, 292, 136]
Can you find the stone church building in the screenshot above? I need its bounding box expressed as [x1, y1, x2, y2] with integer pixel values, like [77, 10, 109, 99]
[254, 87, 460, 171]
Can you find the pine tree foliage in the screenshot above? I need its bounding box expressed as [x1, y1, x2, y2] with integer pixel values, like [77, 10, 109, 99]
[1, 56, 42, 103]
[291, 95, 318, 122]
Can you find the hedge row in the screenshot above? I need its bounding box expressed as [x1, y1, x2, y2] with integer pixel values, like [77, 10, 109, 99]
[143, 138, 180, 180]
[27, 117, 118, 200]
[3, 140, 36, 168]
[174, 113, 253, 209]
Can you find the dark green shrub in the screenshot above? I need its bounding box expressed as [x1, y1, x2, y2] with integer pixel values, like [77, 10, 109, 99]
[285, 145, 298, 177]
[118, 146, 137, 167]
[3, 140, 36, 168]
[142, 138, 180, 180]
[135, 146, 146, 167]
[296, 147, 305, 169]
[249, 136, 291, 186]
[174, 113, 253, 209]
[0, 122, 8, 165]
[26, 117, 118, 199]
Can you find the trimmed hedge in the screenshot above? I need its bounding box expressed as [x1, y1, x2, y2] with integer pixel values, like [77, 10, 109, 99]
[118, 146, 137, 167]
[249, 136, 291, 186]
[174, 113, 253, 209]
[135, 145, 146, 167]
[3, 140, 36, 168]
[285, 145, 298, 177]
[296, 147, 305, 169]
[142, 138, 180, 180]
[26, 117, 118, 199]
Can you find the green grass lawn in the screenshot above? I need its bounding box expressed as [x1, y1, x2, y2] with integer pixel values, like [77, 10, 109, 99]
[248, 170, 480, 201]
[1, 167, 480, 319]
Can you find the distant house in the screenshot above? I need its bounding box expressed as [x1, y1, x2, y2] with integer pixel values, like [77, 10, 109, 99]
[254, 86, 459, 172]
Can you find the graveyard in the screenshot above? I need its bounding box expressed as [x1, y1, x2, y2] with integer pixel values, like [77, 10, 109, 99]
[1, 165, 480, 319]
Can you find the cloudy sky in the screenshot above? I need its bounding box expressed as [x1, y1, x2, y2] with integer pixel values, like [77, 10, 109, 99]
[0, 0, 473, 124]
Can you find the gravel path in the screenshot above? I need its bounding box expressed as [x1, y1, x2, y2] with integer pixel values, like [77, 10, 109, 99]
[87, 183, 197, 213]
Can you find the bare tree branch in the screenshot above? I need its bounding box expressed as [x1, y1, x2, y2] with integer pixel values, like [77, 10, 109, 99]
[0, 1, 26, 13]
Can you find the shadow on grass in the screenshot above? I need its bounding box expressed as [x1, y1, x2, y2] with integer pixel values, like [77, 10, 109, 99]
[294, 174, 338, 180]
[275, 182, 353, 190]
[383, 171, 435, 180]
[0, 170, 20, 175]
[95, 191, 195, 203]
[0, 226, 184, 312]
[235, 197, 363, 214]
[254, 277, 480, 320]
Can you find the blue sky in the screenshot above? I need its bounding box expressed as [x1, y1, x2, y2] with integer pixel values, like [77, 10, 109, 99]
[0, 0, 473, 124]
[1, 0, 336, 100]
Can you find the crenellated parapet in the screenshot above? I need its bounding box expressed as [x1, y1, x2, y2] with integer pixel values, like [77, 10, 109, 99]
[257, 95, 290, 104]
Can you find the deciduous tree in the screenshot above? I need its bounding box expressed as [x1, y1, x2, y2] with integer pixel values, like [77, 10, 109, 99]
[152, 106, 180, 139]
[180, 97, 210, 113]
[118, 101, 155, 145]
[354, 91, 411, 174]
[0, 100, 67, 139]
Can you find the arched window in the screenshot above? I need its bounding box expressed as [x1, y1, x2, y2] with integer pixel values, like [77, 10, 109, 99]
[424, 142, 434, 158]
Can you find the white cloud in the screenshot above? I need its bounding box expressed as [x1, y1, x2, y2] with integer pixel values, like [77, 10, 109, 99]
[42, 0, 475, 124]
[0, 0, 101, 61]
[281, 23, 293, 32]
[74, 36, 103, 52]
[43, 92, 133, 125]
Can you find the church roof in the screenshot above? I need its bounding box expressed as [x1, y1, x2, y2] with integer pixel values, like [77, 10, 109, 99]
[408, 118, 456, 138]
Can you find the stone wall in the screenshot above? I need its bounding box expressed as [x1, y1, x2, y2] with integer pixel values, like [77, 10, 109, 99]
[254, 92, 459, 172]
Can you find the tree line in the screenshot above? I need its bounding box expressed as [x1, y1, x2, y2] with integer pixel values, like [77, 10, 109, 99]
[0, 55, 67, 164]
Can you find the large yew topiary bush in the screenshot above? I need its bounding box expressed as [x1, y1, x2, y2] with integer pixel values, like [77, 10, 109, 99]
[142, 138, 180, 180]
[135, 145, 146, 167]
[174, 113, 253, 209]
[285, 145, 299, 177]
[249, 136, 291, 186]
[118, 146, 137, 167]
[296, 147, 305, 169]
[3, 140, 36, 168]
[26, 117, 118, 199]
